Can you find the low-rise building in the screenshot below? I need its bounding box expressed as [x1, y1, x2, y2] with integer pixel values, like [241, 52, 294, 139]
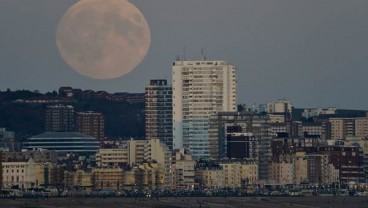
[306, 154, 339, 185]
[2, 158, 38, 189]
[319, 146, 364, 184]
[123, 166, 145, 190]
[219, 161, 258, 188]
[270, 161, 294, 185]
[2, 150, 57, 163]
[96, 148, 128, 168]
[172, 148, 196, 189]
[138, 162, 165, 190]
[97, 139, 172, 186]
[144, 139, 172, 187]
[295, 152, 308, 185]
[92, 168, 123, 190]
[195, 167, 224, 189]
[269, 114, 286, 123]
[73, 170, 93, 190]
[346, 136, 368, 182]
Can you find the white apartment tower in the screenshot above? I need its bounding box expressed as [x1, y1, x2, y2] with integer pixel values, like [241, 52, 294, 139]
[172, 60, 237, 158]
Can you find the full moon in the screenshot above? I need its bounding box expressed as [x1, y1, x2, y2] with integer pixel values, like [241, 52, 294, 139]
[56, 0, 151, 79]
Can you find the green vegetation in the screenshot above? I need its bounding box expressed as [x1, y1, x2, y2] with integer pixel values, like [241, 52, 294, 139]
[0, 90, 145, 139]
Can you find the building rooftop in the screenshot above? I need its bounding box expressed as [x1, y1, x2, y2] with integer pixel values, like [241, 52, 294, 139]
[30, 132, 93, 139]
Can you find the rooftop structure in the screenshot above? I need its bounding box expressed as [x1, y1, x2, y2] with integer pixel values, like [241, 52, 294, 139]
[23, 132, 100, 155]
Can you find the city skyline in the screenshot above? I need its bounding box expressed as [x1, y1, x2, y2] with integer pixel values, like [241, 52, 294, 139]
[1, 0, 368, 109]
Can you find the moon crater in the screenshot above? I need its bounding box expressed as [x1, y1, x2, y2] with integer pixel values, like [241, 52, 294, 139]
[56, 0, 151, 79]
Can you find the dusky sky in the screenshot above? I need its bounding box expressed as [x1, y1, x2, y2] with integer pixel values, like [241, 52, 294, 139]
[0, 0, 368, 109]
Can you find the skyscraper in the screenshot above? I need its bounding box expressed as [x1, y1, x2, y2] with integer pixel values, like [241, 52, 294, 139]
[45, 105, 75, 132]
[172, 60, 237, 159]
[76, 111, 105, 141]
[145, 80, 173, 149]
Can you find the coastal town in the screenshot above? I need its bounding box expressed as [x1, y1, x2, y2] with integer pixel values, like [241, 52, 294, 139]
[1, 60, 368, 199]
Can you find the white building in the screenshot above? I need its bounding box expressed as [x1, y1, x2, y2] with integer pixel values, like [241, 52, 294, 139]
[302, 107, 336, 119]
[172, 148, 196, 189]
[267, 99, 292, 114]
[172, 60, 237, 158]
[2, 158, 38, 189]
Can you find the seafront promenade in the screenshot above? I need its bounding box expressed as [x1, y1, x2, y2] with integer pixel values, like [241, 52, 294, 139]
[0, 196, 367, 208]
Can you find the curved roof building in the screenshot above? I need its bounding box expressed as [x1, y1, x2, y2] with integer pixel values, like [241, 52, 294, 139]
[24, 132, 100, 154]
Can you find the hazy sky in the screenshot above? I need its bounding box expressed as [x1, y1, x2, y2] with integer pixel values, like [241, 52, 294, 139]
[0, 0, 368, 109]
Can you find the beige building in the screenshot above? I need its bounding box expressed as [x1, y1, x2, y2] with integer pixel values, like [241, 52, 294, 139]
[302, 124, 323, 138]
[123, 166, 145, 190]
[330, 118, 354, 140]
[269, 114, 286, 123]
[97, 140, 152, 167]
[270, 123, 290, 137]
[14, 162, 66, 189]
[196, 167, 224, 189]
[270, 152, 338, 186]
[92, 168, 123, 190]
[270, 161, 294, 185]
[295, 152, 308, 185]
[327, 164, 340, 185]
[172, 148, 196, 189]
[2, 150, 57, 163]
[267, 99, 292, 114]
[127, 140, 146, 165]
[138, 162, 165, 190]
[144, 139, 172, 186]
[329, 117, 368, 140]
[97, 139, 172, 186]
[306, 154, 339, 185]
[73, 170, 93, 190]
[219, 161, 258, 188]
[2, 158, 39, 189]
[96, 148, 128, 168]
[355, 117, 368, 137]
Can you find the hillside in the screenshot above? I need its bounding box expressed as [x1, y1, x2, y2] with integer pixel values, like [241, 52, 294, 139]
[0, 90, 145, 139]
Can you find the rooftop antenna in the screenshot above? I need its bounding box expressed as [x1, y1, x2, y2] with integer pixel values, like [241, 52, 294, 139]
[183, 46, 187, 61]
[201, 48, 206, 61]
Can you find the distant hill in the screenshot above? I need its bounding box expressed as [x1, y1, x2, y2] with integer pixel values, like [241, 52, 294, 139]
[293, 108, 367, 121]
[0, 90, 145, 139]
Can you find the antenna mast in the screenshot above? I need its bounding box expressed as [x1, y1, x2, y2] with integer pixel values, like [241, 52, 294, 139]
[201, 48, 206, 61]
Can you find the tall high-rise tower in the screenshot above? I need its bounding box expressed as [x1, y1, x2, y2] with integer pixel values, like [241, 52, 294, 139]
[45, 105, 75, 132]
[172, 60, 237, 158]
[145, 79, 173, 149]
